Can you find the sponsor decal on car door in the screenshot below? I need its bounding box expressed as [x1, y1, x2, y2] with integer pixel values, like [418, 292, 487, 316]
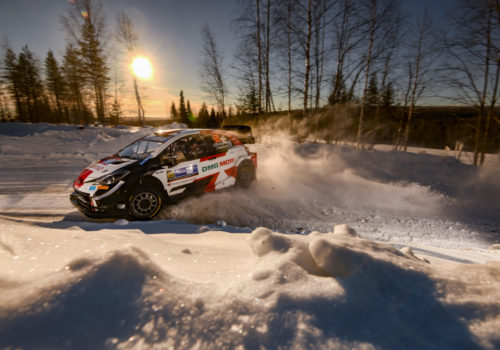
[198, 153, 237, 191]
[165, 159, 200, 196]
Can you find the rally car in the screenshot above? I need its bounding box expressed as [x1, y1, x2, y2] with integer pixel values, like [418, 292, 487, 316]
[70, 128, 257, 220]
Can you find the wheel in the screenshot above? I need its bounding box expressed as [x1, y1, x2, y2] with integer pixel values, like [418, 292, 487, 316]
[127, 184, 164, 220]
[236, 161, 255, 188]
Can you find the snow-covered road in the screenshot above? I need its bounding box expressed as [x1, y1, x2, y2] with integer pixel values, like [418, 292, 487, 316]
[0, 122, 499, 349]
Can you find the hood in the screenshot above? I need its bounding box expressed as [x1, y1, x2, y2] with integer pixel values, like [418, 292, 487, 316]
[74, 156, 137, 188]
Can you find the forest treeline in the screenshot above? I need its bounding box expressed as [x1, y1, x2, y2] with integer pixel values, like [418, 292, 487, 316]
[0, 0, 499, 165]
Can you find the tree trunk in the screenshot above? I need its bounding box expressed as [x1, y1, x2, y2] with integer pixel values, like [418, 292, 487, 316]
[357, 1, 377, 148]
[303, 0, 312, 112]
[403, 28, 423, 152]
[287, 0, 292, 112]
[265, 0, 271, 113]
[474, 5, 492, 165]
[480, 60, 500, 164]
[256, 0, 263, 113]
[133, 77, 145, 126]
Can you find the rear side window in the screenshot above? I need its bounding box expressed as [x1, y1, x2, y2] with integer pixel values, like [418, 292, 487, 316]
[200, 131, 233, 156]
[212, 132, 232, 152]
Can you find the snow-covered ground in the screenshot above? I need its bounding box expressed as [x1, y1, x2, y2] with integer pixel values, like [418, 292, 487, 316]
[0, 122, 499, 349]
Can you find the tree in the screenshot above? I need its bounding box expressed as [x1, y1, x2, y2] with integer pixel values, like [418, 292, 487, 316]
[61, 43, 89, 123]
[303, 0, 313, 112]
[328, 72, 349, 105]
[209, 107, 216, 128]
[366, 72, 379, 106]
[109, 94, 124, 125]
[447, 0, 500, 165]
[329, 0, 365, 107]
[400, 9, 440, 151]
[17, 46, 46, 123]
[3, 47, 24, 121]
[233, 0, 264, 112]
[356, 0, 401, 147]
[233, 39, 259, 114]
[197, 102, 210, 128]
[274, 0, 299, 112]
[178, 90, 189, 125]
[44, 50, 66, 122]
[115, 11, 145, 126]
[186, 100, 193, 124]
[199, 24, 227, 115]
[61, 0, 109, 124]
[170, 101, 178, 121]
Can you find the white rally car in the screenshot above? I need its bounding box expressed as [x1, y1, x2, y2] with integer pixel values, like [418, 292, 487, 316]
[70, 128, 257, 220]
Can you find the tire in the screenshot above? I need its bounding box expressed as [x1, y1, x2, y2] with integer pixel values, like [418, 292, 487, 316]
[236, 160, 255, 188]
[127, 184, 164, 220]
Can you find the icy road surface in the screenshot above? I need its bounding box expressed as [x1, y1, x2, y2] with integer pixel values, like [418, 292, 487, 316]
[0, 122, 499, 349]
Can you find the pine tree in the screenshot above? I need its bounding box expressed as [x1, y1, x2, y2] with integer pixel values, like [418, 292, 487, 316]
[366, 73, 379, 106]
[45, 50, 66, 123]
[170, 101, 178, 121]
[18, 46, 45, 123]
[178, 90, 189, 125]
[209, 107, 217, 129]
[382, 81, 394, 109]
[109, 96, 124, 125]
[198, 102, 210, 128]
[186, 100, 195, 126]
[62, 0, 109, 124]
[62, 43, 88, 124]
[3, 48, 24, 121]
[328, 72, 348, 105]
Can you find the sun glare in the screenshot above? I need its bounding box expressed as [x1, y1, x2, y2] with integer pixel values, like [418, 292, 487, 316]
[132, 56, 153, 80]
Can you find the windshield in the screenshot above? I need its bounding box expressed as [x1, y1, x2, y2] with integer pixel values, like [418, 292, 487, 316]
[117, 138, 165, 160]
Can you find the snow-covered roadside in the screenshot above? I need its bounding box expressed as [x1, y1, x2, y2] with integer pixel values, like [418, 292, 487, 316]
[0, 217, 499, 349]
[0, 122, 499, 349]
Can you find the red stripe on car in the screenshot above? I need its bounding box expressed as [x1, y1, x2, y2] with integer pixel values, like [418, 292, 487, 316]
[73, 168, 93, 188]
[200, 153, 226, 162]
[225, 166, 237, 178]
[194, 173, 219, 192]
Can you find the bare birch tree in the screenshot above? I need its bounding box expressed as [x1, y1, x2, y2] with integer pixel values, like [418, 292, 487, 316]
[200, 24, 227, 114]
[400, 10, 440, 151]
[447, 0, 500, 165]
[328, 1, 370, 108]
[115, 11, 145, 126]
[356, 0, 400, 147]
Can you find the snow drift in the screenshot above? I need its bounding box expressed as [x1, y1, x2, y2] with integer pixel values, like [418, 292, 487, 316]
[1, 226, 498, 349]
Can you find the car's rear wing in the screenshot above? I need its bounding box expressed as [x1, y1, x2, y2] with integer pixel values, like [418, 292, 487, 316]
[222, 125, 255, 144]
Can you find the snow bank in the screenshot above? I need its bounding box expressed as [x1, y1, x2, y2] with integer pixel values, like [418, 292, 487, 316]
[1, 122, 498, 249]
[1, 224, 498, 349]
[162, 137, 497, 248]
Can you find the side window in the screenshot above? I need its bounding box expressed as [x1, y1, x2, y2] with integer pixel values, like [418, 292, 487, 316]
[162, 135, 209, 164]
[163, 141, 187, 164]
[200, 132, 232, 155]
[201, 133, 218, 156]
[212, 133, 232, 153]
[183, 135, 208, 160]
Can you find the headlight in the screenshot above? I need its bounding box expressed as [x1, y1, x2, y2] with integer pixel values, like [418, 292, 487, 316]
[95, 170, 130, 186]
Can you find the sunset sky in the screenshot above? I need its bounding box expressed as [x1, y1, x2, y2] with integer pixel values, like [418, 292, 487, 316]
[0, 0, 455, 119]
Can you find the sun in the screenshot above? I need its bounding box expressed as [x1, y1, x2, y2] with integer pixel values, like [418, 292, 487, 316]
[131, 56, 153, 80]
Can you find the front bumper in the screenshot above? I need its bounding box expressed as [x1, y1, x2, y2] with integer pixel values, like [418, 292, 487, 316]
[70, 181, 128, 218]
